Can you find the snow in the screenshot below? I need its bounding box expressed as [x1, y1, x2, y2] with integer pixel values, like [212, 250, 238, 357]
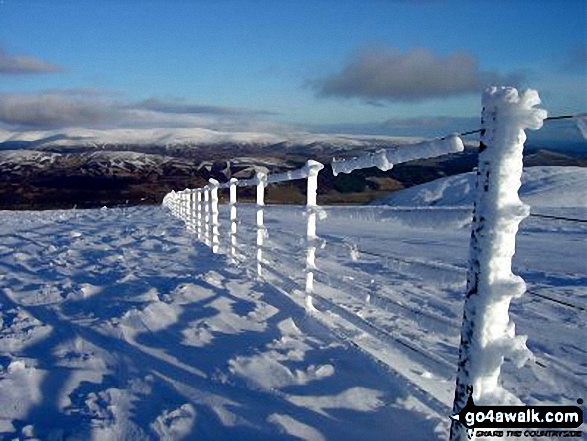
[0, 206, 445, 439]
[0, 163, 585, 439]
[331, 134, 464, 176]
[1, 126, 428, 151]
[376, 166, 587, 209]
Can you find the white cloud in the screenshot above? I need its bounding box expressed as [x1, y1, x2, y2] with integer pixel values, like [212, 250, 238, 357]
[313, 46, 522, 103]
[0, 92, 286, 133]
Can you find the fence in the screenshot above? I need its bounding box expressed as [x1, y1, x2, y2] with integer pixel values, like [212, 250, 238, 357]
[162, 87, 575, 441]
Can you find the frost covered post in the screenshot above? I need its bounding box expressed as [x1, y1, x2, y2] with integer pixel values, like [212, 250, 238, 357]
[203, 186, 210, 247]
[304, 160, 324, 312]
[188, 190, 196, 232]
[184, 190, 190, 222]
[196, 189, 202, 241]
[255, 171, 267, 279]
[169, 191, 176, 217]
[229, 178, 238, 264]
[209, 179, 220, 253]
[178, 191, 183, 218]
[181, 190, 188, 222]
[450, 87, 547, 441]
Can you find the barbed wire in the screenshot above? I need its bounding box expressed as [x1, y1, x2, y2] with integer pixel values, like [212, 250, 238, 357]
[529, 213, 587, 224]
[439, 113, 584, 141]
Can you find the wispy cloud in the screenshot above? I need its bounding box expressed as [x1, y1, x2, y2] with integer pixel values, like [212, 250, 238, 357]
[0, 94, 121, 128]
[0, 92, 283, 132]
[312, 46, 523, 104]
[0, 48, 63, 75]
[134, 98, 277, 116]
[42, 88, 121, 97]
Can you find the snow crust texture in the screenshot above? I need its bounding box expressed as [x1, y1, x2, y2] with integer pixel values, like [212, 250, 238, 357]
[0, 207, 446, 440]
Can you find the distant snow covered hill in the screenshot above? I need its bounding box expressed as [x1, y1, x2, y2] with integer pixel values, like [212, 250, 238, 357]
[375, 166, 587, 208]
[2, 124, 585, 210]
[0, 126, 423, 152]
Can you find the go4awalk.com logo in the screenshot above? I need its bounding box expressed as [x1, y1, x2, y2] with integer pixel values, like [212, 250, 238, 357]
[450, 390, 584, 439]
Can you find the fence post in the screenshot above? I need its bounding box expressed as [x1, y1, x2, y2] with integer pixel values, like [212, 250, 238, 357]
[188, 189, 195, 232]
[255, 171, 267, 279]
[179, 190, 185, 220]
[196, 189, 202, 240]
[203, 186, 210, 247]
[169, 191, 175, 216]
[304, 160, 324, 312]
[209, 179, 220, 253]
[229, 178, 238, 264]
[183, 190, 189, 222]
[450, 87, 547, 441]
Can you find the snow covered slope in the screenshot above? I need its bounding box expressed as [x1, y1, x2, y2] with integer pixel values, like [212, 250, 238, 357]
[0, 207, 446, 440]
[375, 166, 587, 208]
[0, 166, 584, 439]
[0, 126, 424, 151]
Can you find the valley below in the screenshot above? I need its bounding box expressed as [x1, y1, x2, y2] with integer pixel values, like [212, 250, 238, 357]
[2, 135, 585, 210]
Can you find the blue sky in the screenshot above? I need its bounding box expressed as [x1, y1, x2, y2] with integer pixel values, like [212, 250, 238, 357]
[0, 0, 585, 139]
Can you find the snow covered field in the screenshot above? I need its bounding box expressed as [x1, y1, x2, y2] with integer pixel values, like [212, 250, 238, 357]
[0, 166, 585, 440]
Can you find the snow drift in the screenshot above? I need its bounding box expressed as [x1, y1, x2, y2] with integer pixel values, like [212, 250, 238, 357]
[375, 166, 587, 208]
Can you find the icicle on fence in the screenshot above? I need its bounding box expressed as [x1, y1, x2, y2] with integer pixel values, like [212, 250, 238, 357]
[449, 87, 547, 441]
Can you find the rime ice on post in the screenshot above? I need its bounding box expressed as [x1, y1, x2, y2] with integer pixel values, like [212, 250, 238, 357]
[450, 87, 547, 441]
[203, 186, 210, 247]
[229, 178, 238, 264]
[188, 190, 195, 232]
[255, 171, 267, 279]
[181, 190, 188, 222]
[196, 189, 202, 241]
[209, 179, 220, 253]
[331, 135, 464, 177]
[304, 160, 324, 312]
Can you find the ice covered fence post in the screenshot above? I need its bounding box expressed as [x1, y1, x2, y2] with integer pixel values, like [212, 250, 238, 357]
[255, 171, 267, 279]
[177, 191, 183, 218]
[180, 190, 188, 221]
[188, 189, 196, 232]
[229, 178, 238, 264]
[203, 186, 210, 247]
[450, 87, 547, 441]
[196, 189, 202, 241]
[168, 191, 176, 217]
[304, 160, 324, 312]
[209, 179, 220, 253]
[184, 190, 190, 222]
[171, 193, 177, 217]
